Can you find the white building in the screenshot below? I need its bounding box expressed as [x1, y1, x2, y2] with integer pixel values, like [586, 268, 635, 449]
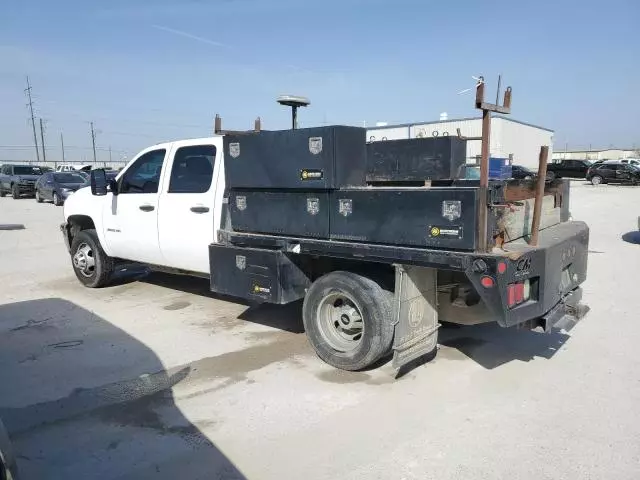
[552, 148, 638, 162]
[366, 116, 554, 169]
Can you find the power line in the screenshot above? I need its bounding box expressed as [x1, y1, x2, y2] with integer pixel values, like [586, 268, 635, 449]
[24, 76, 40, 162]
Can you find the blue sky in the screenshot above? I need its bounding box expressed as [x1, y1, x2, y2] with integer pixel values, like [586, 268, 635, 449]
[1, 0, 638, 162]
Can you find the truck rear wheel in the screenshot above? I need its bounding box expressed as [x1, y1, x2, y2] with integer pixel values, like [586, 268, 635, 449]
[303, 271, 394, 371]
[70, 229, 114, 288]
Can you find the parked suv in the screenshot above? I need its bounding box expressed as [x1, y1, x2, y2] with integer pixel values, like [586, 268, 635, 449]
[35, 171, 88, 206]
[546, 159, 592, 179]
[586, 162, 640, 185]
[0, 164, 43, 199]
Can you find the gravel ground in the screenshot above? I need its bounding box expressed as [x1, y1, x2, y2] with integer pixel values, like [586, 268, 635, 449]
[0, 181, 639, 480]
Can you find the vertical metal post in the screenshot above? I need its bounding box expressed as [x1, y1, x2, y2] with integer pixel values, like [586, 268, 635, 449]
[292, 105, 298, 129]
[39, 118, 47, 163]
[529, 146, 549, 246]
[90, 122, 97, 165]
[60, 132, 65, 168]
[25, 76, 40, 163]
[478, 109, 491, 252]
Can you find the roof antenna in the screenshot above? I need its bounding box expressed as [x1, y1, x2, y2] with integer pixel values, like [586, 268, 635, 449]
[277, 95, 310, 130]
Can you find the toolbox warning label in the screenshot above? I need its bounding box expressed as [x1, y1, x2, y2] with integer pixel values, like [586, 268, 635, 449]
[429, 225, 463, 238]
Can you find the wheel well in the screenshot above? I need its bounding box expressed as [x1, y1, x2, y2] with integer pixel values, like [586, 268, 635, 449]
[67, 215, 96, 239]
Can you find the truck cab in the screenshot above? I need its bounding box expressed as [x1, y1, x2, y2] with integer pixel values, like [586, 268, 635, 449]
[63, 138, 224, 275]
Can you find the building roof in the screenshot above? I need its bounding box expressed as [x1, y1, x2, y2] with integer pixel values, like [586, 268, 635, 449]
[366, 115, 554, 133]
[557, 148, 637, 153]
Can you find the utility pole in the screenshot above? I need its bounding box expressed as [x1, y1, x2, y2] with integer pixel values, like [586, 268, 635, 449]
[25, 76, 40, 162]
[60, 133, 65, 167]
[39, 118, 47, 163]
[90, 121, 97, 165]
[109, 146, 112, 164]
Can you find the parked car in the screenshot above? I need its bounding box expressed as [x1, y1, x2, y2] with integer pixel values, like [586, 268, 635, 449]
[35, 171, 88, 206]
[604, 158, 640, 168]
[55, 164, 92, 172]
[546, 159, 592, 179]
[0, 417, 19, 479]
[586, 162, 640, 185]
[0, 164, 44, 199]
[511, 165, 536, 179]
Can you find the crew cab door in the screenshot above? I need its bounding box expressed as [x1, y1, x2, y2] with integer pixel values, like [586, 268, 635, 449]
[157, 142, 221, 274]
[103, 147, 168, 265]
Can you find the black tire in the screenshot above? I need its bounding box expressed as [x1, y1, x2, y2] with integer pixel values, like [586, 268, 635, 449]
[591, 175, 603, 186]
[303, 271, 394, 371]
[0, 187, 5, 198]
[11, 185, 19, 199]
[35, 189, 43, 203]
[53, 192, 62, 206]
[546, 171, 556, 180]
[69, 229, 114, 288]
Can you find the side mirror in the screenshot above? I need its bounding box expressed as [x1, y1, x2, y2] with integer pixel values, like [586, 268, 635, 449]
[90, 169, 108, 196]
[109, 179, 119, 196]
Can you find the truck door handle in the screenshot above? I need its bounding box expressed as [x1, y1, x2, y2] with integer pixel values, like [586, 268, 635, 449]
[190, 206, 210, 213]
[139, 204, 155, 212]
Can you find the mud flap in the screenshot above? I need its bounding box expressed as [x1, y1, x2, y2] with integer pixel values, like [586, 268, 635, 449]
[392, 265, 440, 370]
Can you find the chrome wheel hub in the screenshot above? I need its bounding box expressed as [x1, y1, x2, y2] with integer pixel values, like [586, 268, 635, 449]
[73, 243, 95, 277]
[317, 292, 364, 352]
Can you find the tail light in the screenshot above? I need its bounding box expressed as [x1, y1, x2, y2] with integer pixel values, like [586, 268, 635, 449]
[507, 279, 531, 308]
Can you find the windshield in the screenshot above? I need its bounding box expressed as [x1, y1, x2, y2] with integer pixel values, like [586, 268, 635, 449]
[14, 166, 43, 175]
[54, 173, 87, 183]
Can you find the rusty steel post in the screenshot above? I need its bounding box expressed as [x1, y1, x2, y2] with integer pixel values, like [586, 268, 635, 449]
[478, 109, 491, 252]
[530, 145, 549, 246]
[214, 114, 222, 135]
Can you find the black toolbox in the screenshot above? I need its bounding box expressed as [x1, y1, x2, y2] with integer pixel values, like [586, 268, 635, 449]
[209, 244, 311, 304]
[366, 136, 467, 182]
[228, 190, 330, 238]
[329, 188, 478, 250]
[224, 126, 367, 189]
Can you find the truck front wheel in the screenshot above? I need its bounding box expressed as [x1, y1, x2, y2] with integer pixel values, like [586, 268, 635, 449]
[303, 271, 394, 371]
[70, 229, 114, 288]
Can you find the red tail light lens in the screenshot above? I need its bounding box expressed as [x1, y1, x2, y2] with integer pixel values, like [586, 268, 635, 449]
[480, 276, 495, 288]
[507, 280, 530, 308]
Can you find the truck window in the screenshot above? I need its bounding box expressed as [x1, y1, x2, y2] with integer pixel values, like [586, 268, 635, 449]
[168, 145, 216, 194]
[119, 149, 166, 194]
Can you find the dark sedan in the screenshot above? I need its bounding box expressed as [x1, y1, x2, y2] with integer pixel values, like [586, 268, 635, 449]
[35, 172, 88, 206]
[586, 163, 640, 185]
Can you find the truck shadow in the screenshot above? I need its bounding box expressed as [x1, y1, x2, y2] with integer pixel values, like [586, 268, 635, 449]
[110, 268, 567, 371]
[141, 271, 305, 334]
[0, 298, 247, 480]
[438, 322, 570, 369]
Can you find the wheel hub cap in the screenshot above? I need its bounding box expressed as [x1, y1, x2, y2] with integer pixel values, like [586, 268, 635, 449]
[317, 293, 364, 352]
[73, 243, 95, 277]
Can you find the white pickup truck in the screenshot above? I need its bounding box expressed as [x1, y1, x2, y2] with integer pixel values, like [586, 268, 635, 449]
[61, 133, 589, 372]
[62, 138, 225, 281]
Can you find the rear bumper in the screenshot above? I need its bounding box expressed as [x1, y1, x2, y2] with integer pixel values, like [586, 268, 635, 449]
[16, 183, 36, 195]
[467, 221, 590, 329]
[527, 287, 589, 332]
